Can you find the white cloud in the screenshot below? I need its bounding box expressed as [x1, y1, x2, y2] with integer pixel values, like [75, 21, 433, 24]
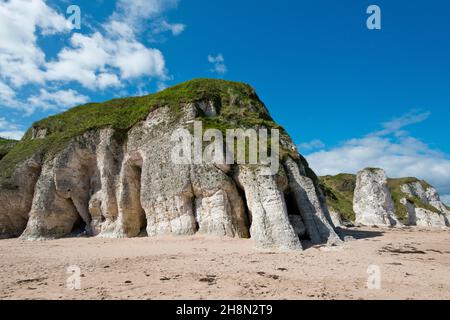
[305, 110, 450, 202]
[299, 139, 325, 151]
[0, 0, 71, 87]
[45, 32, 113, 89]
[152, 19, 186, 36]
[104, 20, 135, 39]
[27, 89, 89, 113]
[114, 0, 180, 29]
[0, 130, 24, 140]
[208, 54, 227, 74]
[45, 31, 166, 89]
[0, 81, 17, 106]
[114, 39, 166, 79]
[0, 117, 24, 140]
[0, 0, 182, 115]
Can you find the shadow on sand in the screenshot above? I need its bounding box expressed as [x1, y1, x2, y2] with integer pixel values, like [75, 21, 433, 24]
[335, 227, 384, 240]
[301, 227, 385, 250]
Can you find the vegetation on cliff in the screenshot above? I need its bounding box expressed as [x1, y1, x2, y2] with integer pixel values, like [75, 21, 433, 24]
[0, 79, 291, 184]
[0, 138, 18, 161]
[319, 174, 356, 221]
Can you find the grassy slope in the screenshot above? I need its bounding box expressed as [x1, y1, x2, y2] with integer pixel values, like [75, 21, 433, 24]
[320, 173, 442, 223]
[0, 79, 291, 184]
[319, 174, 356, 221]
[0, 138, 18, 160]
[387, 177, 441, 223]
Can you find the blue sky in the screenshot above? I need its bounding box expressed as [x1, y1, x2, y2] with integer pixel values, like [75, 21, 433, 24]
[0, 0, 449, 203]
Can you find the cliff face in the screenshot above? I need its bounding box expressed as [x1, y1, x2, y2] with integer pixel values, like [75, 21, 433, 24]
[0, 79, 341, 250]
[320, 169, 449, 228]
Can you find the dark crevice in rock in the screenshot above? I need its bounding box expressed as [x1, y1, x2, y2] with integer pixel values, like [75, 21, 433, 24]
[191, 192, 200, 233]
[70, 213, 87, 234]
[235, 181, 252, 232]
[137, 164, 148, 237]
[285, 189, 302, 216]
[284, 189, 309, 241]
[68, 198, 87, 236]
[132, 162, 147, 234]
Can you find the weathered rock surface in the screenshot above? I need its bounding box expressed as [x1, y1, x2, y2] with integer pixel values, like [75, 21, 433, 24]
[328, 208, 344, 227]
[0, 79, 340, 250]
[0, 158, 41, 238]
[284, 158, 342, 246]
[401, 198, 447, 228]
[400, 182, 449, 228]
[354, 168, 400, 227]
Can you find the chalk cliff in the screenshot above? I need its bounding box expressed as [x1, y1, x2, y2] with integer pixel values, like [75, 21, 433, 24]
[0, 79, 341, 250]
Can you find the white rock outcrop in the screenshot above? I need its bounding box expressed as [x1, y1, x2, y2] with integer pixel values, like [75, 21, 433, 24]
[400, 182, 449, 228]
[400, 198, 447, 228]
[353, 168, 400, 227]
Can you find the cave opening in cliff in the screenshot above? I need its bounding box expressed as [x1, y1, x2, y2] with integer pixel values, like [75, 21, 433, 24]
[71, 215, 87, 234]
[69, 197, 87, 235]
[235, 184, 252, 232]
[284, 190, 310, 240]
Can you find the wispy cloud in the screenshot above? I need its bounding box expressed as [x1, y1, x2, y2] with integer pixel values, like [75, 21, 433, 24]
[151, 19, 186, 36]
[208, 54, 227, 75]
[113, 0, 181, 31]
[27, 89, 89, 114]
[371, 110, 431, 137]
[298, 139, 325, 151]
[305, 110, 450, 205]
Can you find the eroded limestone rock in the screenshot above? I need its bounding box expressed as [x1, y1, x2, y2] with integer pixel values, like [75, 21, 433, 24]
[354, 168, 400, 227]
[283, 157, 342, 246]
[0, 158, 41, 238]
[401, 198, 447, 228]
[400, 182, 449, 228]
[328, 208, 344, 228]
[235, 165, 302, 250]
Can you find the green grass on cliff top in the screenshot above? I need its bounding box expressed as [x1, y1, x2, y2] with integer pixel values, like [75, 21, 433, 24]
[0, 79, 282, 184]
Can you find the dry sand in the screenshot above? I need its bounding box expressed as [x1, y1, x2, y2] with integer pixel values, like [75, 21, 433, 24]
[0, 227, 449, 300]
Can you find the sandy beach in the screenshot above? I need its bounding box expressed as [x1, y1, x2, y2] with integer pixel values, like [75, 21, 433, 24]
[0, 226, 449, 300]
